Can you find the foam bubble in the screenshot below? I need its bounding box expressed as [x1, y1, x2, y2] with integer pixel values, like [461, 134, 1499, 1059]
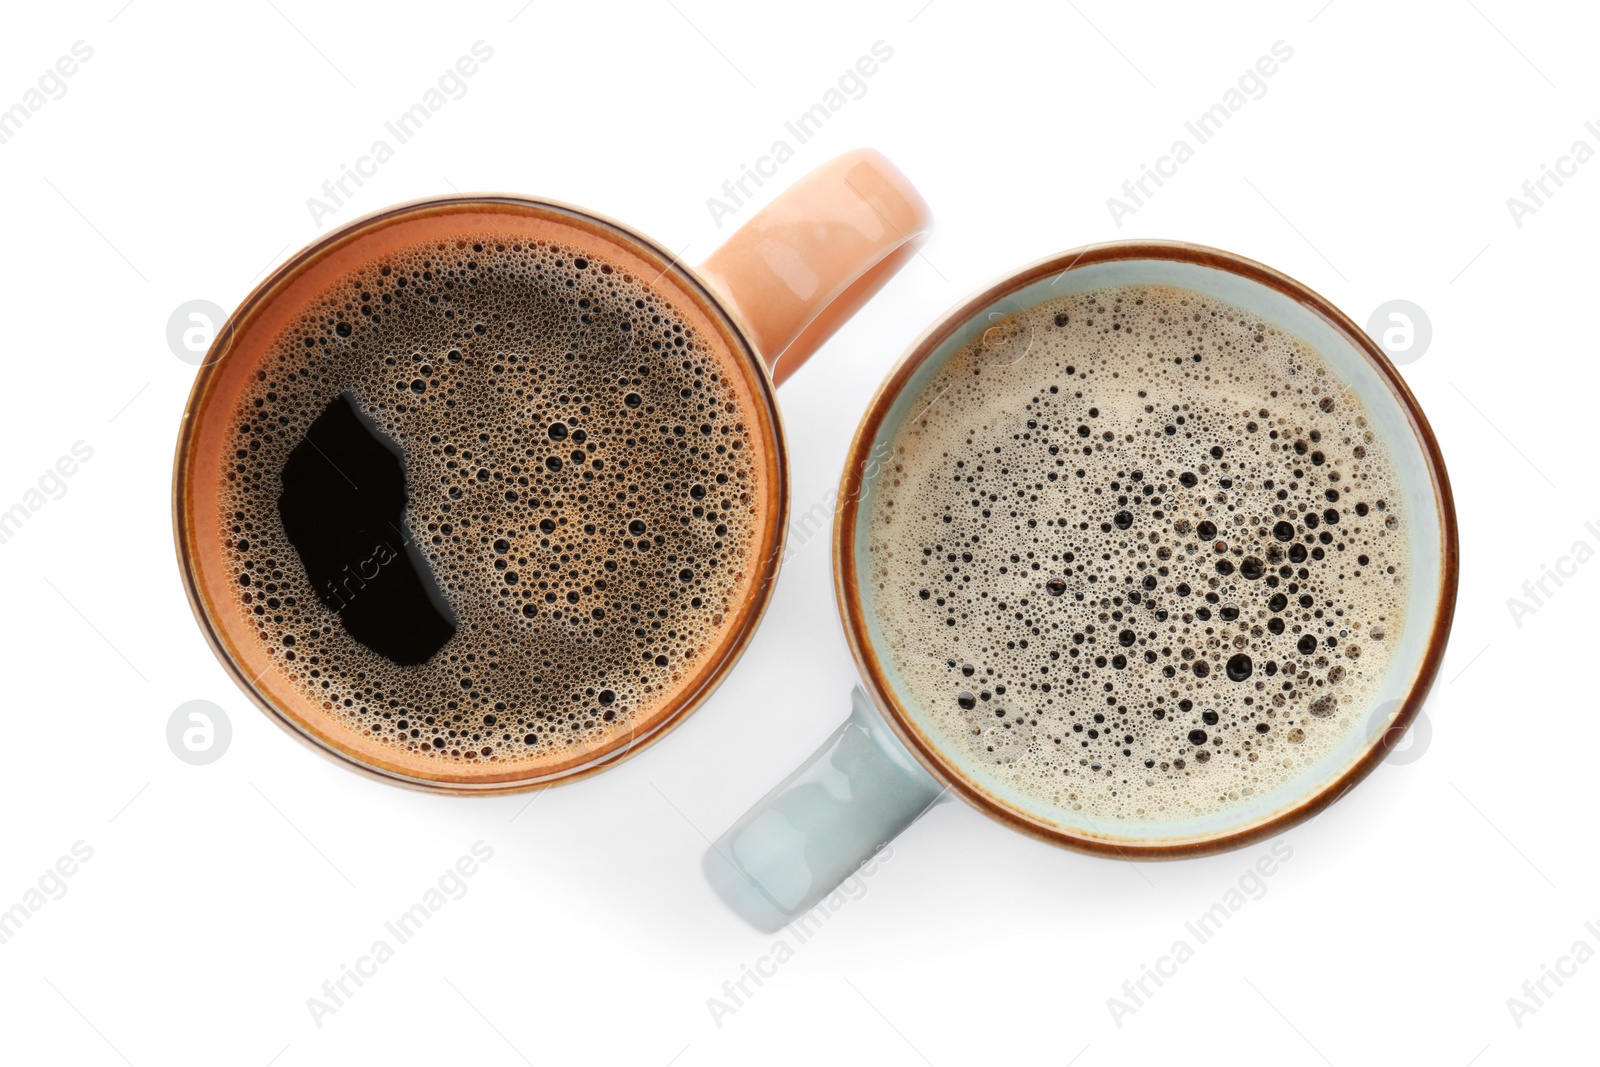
[867, 285, 1407, 822]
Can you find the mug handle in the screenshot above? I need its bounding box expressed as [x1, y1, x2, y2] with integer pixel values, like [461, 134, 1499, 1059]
[704, 686, 947, 931]
[697, 149, 932, 386]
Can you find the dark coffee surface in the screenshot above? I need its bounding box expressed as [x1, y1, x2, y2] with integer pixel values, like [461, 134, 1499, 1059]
[217, 232, 765, 771]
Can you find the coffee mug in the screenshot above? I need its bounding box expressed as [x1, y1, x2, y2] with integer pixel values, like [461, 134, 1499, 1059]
[173, 150, 930, 793]
[705, 241, 1458, 930]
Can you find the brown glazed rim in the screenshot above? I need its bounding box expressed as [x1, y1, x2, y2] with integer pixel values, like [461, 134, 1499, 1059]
[173, 194, 789, 795]
[834, 239, 1459, 858]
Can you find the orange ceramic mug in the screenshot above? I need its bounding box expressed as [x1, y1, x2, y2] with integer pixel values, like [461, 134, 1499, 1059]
[173, 150, 930, 794]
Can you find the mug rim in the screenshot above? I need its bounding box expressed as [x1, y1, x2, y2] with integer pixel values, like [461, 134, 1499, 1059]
[172, 192, 791, 794]
[832, 239, 1459, 858]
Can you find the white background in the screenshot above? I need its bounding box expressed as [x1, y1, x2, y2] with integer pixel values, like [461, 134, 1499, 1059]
[0, 1, 1591, 1064]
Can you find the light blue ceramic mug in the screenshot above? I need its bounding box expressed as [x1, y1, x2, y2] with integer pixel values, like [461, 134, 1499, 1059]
[704, 242, 1458, 932]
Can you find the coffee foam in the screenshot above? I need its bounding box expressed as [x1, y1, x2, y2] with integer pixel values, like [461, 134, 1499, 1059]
[867, 284, 1407, 823]
[216, 230, 766, 774]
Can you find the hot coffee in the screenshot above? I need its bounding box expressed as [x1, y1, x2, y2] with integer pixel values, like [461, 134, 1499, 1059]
[866, 284, 1408, 822]
[205, 212, 776, 780]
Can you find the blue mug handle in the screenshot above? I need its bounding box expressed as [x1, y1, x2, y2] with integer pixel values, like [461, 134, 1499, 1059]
[703, 686, 948, 931]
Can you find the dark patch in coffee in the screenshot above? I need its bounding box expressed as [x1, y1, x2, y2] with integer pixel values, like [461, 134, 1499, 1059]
[278, 392, 455, 665]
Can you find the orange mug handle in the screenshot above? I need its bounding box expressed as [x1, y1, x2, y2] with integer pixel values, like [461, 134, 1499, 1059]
[697, 149, 932, 386]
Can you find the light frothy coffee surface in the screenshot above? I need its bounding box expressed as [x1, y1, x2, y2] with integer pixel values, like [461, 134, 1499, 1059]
[867, 285, 1407, 822]
[217, 231, 764, 772]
